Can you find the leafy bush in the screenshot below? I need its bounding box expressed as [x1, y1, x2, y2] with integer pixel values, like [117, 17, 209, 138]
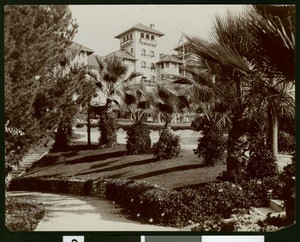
[105, 177, 281, 228]
[5, 198, 46, 231]
[98, 111, 119, 148]
[246, 141, 279, 179]
[126, 121, 151, 154]
[278, 131, 295, 153]
[153, 127, 180, 160]
[52, 120, 73, 151]
[194, 126, 226, 166]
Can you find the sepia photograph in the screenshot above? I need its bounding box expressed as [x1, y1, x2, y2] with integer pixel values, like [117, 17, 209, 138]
[4, 4, 295, 232]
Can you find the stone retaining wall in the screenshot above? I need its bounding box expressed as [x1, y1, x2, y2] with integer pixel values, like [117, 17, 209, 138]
[9, 177, 108, 198]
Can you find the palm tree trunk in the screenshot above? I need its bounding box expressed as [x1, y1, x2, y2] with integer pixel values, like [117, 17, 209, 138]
[226, 116, 250, 176]
[267, 107, 278, 157]
[87, 104, 91, 146]
[272, 114, 278, 156]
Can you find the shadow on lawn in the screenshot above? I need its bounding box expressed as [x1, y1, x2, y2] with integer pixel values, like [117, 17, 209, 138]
[129, 164, 204, 180]
[63, 150, 127, 165]
[77, 157, 157, 176]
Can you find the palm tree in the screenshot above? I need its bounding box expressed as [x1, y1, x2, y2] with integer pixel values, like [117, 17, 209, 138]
[177, 5, 295, 176]
[87, 54, 141, 148]
[246, 4, 295, 156]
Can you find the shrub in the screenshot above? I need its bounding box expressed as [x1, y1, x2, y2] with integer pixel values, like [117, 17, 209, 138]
[278, 131, 295, 153]
[5, 198, 46, 231]
[105, 177, 281, 229]
[246, 141, 279, 180]
[52, 120, 73, 151]
[98, 111, 119, 148]
[153, 127, 181, 160]
[126, 121, 151, 154]
[194, 126, 226, 166]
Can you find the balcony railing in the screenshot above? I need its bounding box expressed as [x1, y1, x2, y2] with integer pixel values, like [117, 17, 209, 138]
[139, 38, 157, 47]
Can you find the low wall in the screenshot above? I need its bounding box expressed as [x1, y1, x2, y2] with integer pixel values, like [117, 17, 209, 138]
[9, 177, 108, 198]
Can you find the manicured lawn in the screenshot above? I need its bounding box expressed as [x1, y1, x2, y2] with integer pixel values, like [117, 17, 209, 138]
[24, 142, 225, 190]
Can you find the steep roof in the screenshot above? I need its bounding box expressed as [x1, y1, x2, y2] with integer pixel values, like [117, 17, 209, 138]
[68, 41, 95, 60]
[106, 49, 137, 61]
[88, 54, 104, 67]
[114, 23, 164, 39]
[156, 54, 183, 64]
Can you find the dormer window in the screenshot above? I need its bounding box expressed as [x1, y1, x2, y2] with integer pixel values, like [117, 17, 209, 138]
[146, 34, 149, 39]
[141, 33, 144, 38]
[151, 35, 155, 40]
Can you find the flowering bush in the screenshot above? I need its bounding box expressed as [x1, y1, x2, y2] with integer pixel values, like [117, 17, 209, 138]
[105, 177, 282, 229]
[5, 198, 46, 231]
[126, 121, 151, 154]
[153, 127, 180, 160]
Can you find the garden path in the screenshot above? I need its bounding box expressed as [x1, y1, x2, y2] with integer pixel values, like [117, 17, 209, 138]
[7, 191, 177, 231]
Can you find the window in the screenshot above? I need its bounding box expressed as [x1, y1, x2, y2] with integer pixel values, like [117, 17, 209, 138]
[141, 61, 146, 68]
[161, 63, 164, 69]
[166, 62, 170, 68]
[131, 48, 134, 53]
[126, 35, 129, 40]
[149, 51, 154, 57]
[141, 33, 144, 38]
[130, 33, 132, 39]
[146, 34, 149, 39]
[151, 35, 155, 40]
[123, 36, 126, 42]
[150, 63, 155, 69]
[141, 49, 146, 56]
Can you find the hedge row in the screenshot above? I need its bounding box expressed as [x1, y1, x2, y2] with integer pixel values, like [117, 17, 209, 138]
[77, 121, 192, 131]
[9, 176, 282, 229]
[106, 177, 282, 228]
[9, 177, 107, 198]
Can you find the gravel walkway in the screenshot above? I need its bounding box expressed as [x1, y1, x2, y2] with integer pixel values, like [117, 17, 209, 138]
[7, 191, 177, 231]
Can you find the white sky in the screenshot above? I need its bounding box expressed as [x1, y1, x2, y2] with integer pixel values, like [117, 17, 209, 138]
[70, 4, 248, 56]
[202, 236, 264, 242]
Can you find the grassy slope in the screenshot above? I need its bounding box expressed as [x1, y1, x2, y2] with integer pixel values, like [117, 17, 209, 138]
[23, 143, 225, 190]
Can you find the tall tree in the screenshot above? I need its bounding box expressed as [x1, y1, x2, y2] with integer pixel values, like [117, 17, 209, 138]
[178, 5, 295, 176]
[5, 5, 78, 165]
[87, 54, 141, 148]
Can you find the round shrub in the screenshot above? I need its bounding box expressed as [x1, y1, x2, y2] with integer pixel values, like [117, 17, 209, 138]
[246, 141, 279, 180]
[98, 111, 119, 148]
[126, 121, 151, 154]
[153, 127, 181, 160]
[52, 120, 73, 151]
[278, 131, 295, 153]
[194, 126, 226, 166]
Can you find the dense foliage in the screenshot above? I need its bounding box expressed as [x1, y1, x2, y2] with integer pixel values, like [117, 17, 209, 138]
[98, 111, 119, 148]
[153, 128, 181, 160]
[106, 177, 282, 228]
[246, 141, 279, 179]
[126, 121, 151, 154]
[5, 198, 46, 231]
[193, 115, 226, 166]
[4, 5, 97, 164]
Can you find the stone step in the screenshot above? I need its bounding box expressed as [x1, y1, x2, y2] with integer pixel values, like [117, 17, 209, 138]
[250, 207, 285, 218]
[270, 199, 284, 212]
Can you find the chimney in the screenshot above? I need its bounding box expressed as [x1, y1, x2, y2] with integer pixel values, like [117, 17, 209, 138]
[150, 23, 154, 28]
